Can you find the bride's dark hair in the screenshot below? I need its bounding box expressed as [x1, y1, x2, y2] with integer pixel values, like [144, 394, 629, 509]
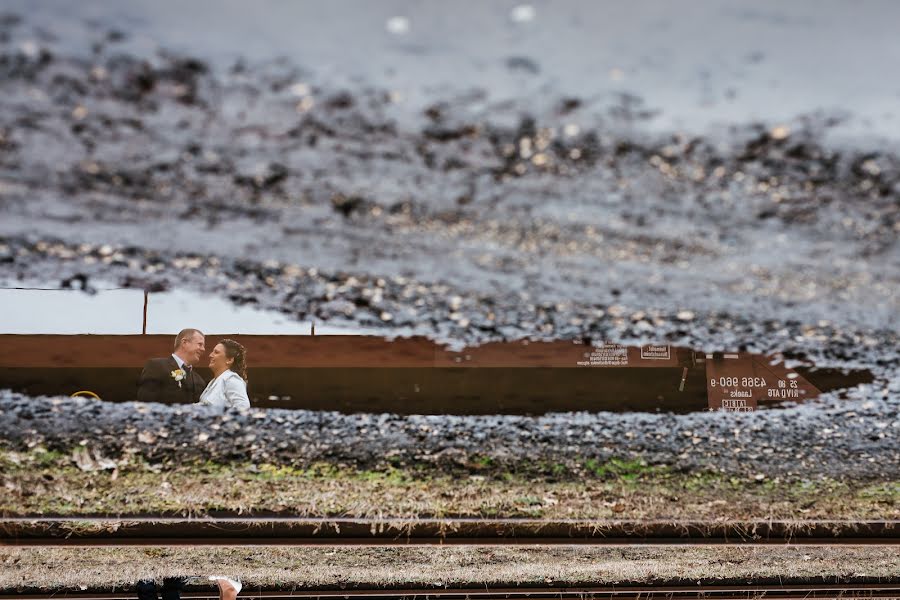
[219, 338, 248, 382]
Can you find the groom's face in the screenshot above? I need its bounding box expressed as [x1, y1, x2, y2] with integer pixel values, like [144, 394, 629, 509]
[182, 332, 206, 366]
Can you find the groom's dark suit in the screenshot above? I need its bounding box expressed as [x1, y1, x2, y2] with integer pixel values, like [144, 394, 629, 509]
[137, 356, 205, 404]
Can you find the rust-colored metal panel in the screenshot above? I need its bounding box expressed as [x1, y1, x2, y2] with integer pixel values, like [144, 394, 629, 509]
[0, 335, 836, 413]
[437, 339, 584, 367]
[704, 353, 821, 411]
[574, 342, 687, 368]
[0, 336, 691, 369]
[0, 365, 706, 414]
[0, 334, 438, 368]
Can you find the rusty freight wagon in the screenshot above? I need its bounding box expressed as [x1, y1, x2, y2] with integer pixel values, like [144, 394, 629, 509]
[0, 286, 864, 413]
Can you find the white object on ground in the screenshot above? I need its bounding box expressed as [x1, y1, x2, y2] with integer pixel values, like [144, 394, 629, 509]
[208, 576, 242, 595]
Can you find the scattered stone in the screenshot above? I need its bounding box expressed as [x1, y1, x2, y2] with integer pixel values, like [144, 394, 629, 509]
[0, 390, 895, 480]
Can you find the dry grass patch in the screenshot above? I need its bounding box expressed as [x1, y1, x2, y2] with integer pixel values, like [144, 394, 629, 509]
[2, 547, 898, 591]
[1, 449, 897, 519]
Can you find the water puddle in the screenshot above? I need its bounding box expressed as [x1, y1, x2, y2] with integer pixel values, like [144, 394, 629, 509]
[0, 286, 874, 414]
[0, 283, 377, 335]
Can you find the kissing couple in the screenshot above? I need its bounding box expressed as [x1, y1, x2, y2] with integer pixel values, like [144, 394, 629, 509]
[137, 328, 251, 410]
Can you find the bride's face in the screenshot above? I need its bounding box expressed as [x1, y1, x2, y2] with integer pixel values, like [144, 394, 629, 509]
[209, 343, 234, 372]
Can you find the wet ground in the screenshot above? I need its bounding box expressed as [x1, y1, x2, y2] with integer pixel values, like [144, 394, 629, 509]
[0, 6, 897, 477]
[0, 8, 896, 340]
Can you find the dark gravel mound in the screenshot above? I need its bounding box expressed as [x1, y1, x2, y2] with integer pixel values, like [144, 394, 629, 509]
[1, 388, 897, 480]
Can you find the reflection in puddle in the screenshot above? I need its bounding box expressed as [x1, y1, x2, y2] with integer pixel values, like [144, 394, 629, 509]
[0, 284, 378, 335]
[575, 342, 824, 412]
[0, 287, 874, 415]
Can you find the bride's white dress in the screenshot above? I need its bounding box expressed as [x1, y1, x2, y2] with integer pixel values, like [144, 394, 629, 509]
[197, 370, 251, 410]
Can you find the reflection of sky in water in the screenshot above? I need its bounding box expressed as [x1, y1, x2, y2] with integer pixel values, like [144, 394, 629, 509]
[0, 285, 377, 335]
[9, 0, 900, 141]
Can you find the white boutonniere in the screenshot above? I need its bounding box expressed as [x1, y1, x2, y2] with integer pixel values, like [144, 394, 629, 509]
[171, 368, 186, 388]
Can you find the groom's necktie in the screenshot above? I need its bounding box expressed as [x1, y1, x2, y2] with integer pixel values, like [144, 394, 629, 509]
[183, 365, 193, 396]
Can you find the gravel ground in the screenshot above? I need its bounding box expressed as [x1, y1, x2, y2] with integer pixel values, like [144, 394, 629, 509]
[0, 11, 898, 481]
[0, 13, 897, 341]
[1, 388, 897, 480]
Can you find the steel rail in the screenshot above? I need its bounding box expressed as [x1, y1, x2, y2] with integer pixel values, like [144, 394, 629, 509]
[1, 518, 897, 547]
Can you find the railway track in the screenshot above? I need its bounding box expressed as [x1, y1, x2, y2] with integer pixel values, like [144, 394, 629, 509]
[4, 582, 900, 600]
[2, 517, 897, 547]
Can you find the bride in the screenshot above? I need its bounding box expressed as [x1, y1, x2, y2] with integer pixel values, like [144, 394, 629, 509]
[197, 338, 251, 410]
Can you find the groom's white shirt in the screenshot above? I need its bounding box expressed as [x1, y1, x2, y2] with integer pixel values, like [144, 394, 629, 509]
[171, 353, 186, 369]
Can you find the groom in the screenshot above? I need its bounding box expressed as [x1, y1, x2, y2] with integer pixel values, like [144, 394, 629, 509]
[137, 328, 207, 403]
